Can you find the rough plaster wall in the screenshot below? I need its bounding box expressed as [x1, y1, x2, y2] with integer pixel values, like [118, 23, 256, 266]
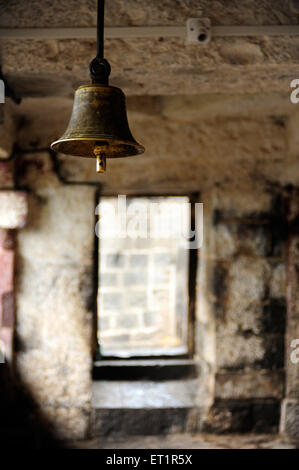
[12, 93, 298, 196]
[15, 152, 96, 440]
[3, 37, 299, 97]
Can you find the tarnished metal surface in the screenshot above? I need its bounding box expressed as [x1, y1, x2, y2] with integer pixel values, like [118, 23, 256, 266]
[51, 84, 145, 161]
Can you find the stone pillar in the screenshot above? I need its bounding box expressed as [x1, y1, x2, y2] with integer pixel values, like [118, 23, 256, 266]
[280, 189, 299, 439]
[0, 186, 28, 364]
[0, 101, 20, 362]
[0, 154, 28, 365]
[15, 152, 96, 440]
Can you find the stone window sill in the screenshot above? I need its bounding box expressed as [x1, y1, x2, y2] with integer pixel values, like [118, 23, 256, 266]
[93, 358, 198, 380]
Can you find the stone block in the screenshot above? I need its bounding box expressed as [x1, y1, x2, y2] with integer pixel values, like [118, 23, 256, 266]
[216, 334, 265, 370]
[0, 191, 28, 229]
[152, 289, 169, 308]
[105, 254, 125, 268]
[227, 256, 269, 310]
[214, 224, 238, 259]
[144, 311, 161, 328]
[16, 348, 92, 415]
[93, 408, 196, 437]
[215, 370, 284, 400]
[251, 400, 280, 433]
[101, 334, 130, 347]
[270, 263, 286, 298]
[154, 253, 173, 265]
[99, 272, 119, 287]
[237, 225, 269, 257]
[216, 304, 265, 336]
[126, 291, 146, 308]
[102, 292, 123, 310]
[124, 271, 147, 285]
[41, 405, 90, 441]
[202, 402, 250, 434]
[16, 162, 96, 266]
[153, 267, 170, 284]
[118, 314, 139, 329]
[215, 223, 268, 259]
[213, 189, 273, 218]
[129, 254, 148, 267]
[217, 256, 270, 335]
[202, 399, 280, 434]
[220, 42, 264, 65]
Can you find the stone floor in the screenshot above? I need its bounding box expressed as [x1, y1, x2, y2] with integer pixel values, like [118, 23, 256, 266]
[72, 433, 299, 449]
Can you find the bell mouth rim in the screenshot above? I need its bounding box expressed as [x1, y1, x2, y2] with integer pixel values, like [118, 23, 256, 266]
[50, 137, 145, 158]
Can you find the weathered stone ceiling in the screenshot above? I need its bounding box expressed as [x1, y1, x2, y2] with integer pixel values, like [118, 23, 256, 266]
[1, 1, 299, 96]
[1, 1, 298, 193]
[1, 1, 298, 28]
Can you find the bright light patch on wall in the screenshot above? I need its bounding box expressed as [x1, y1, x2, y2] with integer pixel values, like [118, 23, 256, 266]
[97, 196, 190, 357]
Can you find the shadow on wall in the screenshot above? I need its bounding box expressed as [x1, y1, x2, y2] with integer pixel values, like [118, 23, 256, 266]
[0, 362, 66, 449]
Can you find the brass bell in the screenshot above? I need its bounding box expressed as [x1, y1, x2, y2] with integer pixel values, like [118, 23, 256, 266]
[51, 0, 145, 173]
[51, 84, 144, 173]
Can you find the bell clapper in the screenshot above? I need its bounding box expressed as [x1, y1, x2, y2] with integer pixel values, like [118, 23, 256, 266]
[94, 145, 107, 173]
[96, 152, 106, 173]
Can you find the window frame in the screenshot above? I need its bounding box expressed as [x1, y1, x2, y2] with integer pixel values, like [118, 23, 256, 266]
[93, 192, 199, 366]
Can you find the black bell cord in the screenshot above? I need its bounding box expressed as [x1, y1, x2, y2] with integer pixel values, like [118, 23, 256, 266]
[89, 0, 111, 85]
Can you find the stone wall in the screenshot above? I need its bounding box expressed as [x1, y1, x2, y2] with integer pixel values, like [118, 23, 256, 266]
[0, 149, 296, 441]
[15, 152, 96, 440]
[0, 90, 298, 442]
[200, 188, 287, 434]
